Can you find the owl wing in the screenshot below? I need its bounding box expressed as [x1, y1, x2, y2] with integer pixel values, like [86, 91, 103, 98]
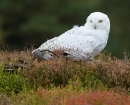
[36, 32, 103, 59]
[36, 25, 85, 51]
[58, 35, 102, 58]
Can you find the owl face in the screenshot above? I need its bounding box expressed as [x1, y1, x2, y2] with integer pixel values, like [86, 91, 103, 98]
[87, 12, 110, 33]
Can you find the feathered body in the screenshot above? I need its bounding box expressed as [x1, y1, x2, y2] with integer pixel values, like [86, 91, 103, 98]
[32, 12, 110, 60]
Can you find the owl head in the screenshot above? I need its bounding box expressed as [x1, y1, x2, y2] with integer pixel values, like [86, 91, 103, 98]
[86, 12, 110, 34]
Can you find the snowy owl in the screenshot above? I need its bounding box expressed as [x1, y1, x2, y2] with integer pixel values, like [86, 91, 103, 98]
[32, 12, 110, 61]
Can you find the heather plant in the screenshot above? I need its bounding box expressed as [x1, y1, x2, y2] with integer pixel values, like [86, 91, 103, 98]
[11, 87, 130, 105]
[92, 56, 130, 92]
[23, 58, 106, 90]
[0, 94, 12, 105]
[0, 50, 130, 94]
[22, 52, 130, 93]
[0, 50, 130, 104]
[66, 90, 130, 105]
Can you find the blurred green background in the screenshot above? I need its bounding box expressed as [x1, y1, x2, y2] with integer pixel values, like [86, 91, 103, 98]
[0, 0, 130, 58]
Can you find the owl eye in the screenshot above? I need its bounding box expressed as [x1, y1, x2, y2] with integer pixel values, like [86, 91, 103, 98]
[98, 20, 103, 23]
[90, 20, 92, 23]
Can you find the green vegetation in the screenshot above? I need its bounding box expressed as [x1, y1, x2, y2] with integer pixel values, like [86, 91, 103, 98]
[0, 50, 130, 105]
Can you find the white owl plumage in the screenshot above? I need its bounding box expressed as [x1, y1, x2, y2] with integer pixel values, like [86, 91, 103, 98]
[32, 12, 110, 61]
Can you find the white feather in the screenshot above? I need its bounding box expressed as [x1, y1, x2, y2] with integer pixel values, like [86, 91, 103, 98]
[33, 12, 110, 60]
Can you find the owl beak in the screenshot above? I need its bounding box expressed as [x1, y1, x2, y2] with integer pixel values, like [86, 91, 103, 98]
[94, 25, 97, 29]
